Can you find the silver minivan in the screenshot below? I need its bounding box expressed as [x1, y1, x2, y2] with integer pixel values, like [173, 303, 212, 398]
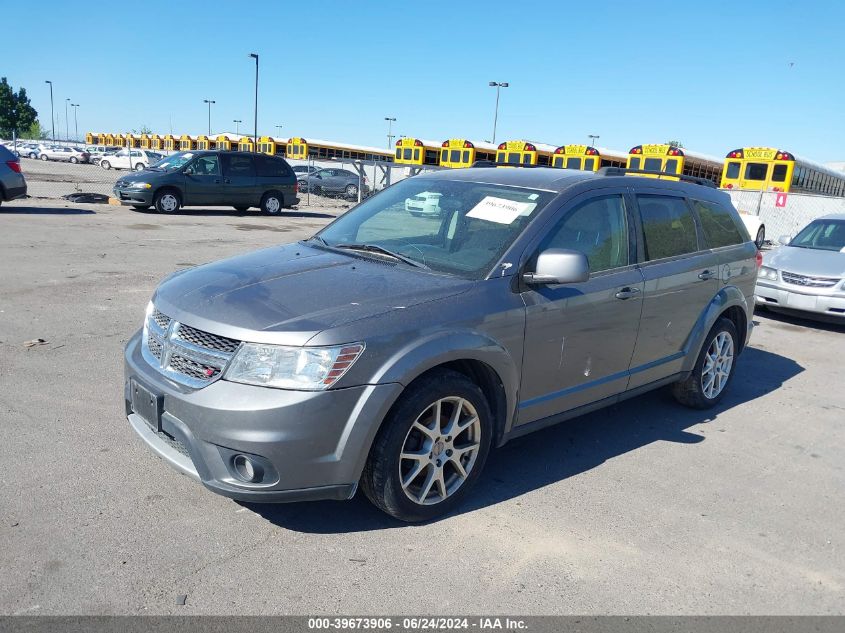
[124, 167, 758, 521]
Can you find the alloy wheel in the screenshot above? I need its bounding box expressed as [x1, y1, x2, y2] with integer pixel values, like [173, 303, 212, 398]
[701, 332, 734, 399]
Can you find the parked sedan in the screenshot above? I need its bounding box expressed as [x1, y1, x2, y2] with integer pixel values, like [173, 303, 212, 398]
[39, 146, 90, 163]
[298, 168, 369, 198]
[756, 214, 845, 320]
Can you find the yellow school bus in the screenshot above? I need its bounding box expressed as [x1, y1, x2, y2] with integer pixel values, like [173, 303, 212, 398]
[394, 137, 440, 166]
[551, 145, 628, 171]
[238, 137, 255, 152]
[721, 147, 845, 195]
[179, 134, 196, 151]
[196, 135, 211, 150]
[495, 140, 556, 166]
[150, 134, 163, 150]
[287, 137, 393, 162]
[214, 134, 239, 151]
[258, 136, 288, 156]
[162, 135, 178, 151]
[439, 139, 497, 168]
[85, 132, 99, 145]
[127, 134, 142, 148]
[139, 134, 152, 149]
[627, 144, 723, 186]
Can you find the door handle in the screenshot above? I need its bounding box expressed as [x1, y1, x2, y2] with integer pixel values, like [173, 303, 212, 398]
[615, 287, 642, 300]
[698, 270, 716, 280]
[224, 179, 231, 184]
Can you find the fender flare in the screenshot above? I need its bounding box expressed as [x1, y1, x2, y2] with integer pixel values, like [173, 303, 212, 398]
[682, 285, 750, 373]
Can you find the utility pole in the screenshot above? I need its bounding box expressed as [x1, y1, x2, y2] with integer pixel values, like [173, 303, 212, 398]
[249, 53, 259, 151]
[45, 80, 54, 142]
[488, 81, 509, 145]
[233, 119, 242, 135]
[384, 117, 396, 149]
[588, 134, 599, 147]
[203, 99, 216, 135]
[71, 103, 80, 142]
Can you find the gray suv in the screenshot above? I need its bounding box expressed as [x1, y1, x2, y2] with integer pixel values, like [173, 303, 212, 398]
[124, 166, 757, 521]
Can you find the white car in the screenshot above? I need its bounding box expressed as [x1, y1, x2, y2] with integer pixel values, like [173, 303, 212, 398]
[38, 146, 89, 163]
[99, 149, 161, 171]
[736, 210, 766, 248]
[405, 191, 443, 216]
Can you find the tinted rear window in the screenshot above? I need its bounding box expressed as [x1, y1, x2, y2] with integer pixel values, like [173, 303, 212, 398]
[745, 163, 768, 181]
[772, 164, 787, 182]
[565, 157, 580, 169]
[692, 199, 746, 248]
[222, 154, 256, 177]
[637, 195, 699, 260]
[725, 161, 740, 179]
[644, 157, 662, 172]
[255, 155, 291, 178]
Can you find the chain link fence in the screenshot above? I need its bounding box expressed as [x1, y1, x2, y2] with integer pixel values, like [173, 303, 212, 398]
[726, 190, 845, 243]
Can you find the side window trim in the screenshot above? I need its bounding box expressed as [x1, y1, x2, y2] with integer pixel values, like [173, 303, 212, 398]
[631, 190, 706, 265]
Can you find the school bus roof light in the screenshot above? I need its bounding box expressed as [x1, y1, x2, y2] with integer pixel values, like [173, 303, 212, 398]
[524, 143, 536, 152]
[441, 141, 449, 147]
[498, 142, 506, 150]
[630, 146, 642, 154]
[667, 147, 682, 156]
[464, 141, 473, 148]
[776, 152, 794, 160]
[727, 149, 743, 158]
[414, 139, 422, 147]
[554, 147, 564, 154]
[586, 148, 598, 155]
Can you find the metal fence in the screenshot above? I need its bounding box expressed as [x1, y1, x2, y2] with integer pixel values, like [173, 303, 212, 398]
[18, 156, 118, 199]
[726, 190, 845, 242]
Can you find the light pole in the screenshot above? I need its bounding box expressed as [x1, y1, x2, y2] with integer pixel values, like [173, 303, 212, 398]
[249, 53, 259, 151]
[588, 134, 599, 147]
[384, 117, 396, 149]
[65, 98, 70, 143]
[45, 80, 54, 142]
[203, 99, 215, 136]
[488, 81, 509, 145]
[71, 103, 79, 142]
[233, 119, 242, 135]
[275, 124, 283, 138]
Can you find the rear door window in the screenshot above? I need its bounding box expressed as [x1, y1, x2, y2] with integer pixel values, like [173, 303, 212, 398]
[691, 199, 746, 248]
[644, 157, 662, 172]
[255, 155, 291, 178]
[744, 163, 768, 181]
[636, 195, 699, 260]
[222, 154, 256, 177]
[772, 164, 787, 182]
[566, 157, 581, 169]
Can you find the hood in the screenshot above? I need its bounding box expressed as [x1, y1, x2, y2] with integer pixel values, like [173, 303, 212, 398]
[152, 242, 472, 345]
[764, 246, 845, 278]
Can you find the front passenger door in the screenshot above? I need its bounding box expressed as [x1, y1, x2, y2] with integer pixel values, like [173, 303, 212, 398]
[183, 154, 222, 206]
[518, 192, 645, 425]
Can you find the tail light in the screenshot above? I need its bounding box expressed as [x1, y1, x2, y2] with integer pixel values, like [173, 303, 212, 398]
[6, 160, 21, 173]
[498, 142, 506, 150]
[441, 141, 449, 147]
[725, 183, 734, 189]
[464, 141, 473, 148]
[773, 187, 782, 192]
[294, 181, 299, 193]
[524, 143, 536, 152]
[755, 251, 763, 268]
[413, 139, 422, 147]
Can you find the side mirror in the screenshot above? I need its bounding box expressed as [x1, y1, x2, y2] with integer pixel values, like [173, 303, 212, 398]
[524, 249, 590, 285]
[184, 166, 194, 175]
[778, 235, 791, 246]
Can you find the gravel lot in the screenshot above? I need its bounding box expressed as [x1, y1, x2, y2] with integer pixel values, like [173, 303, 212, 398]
[1, 196, 843, 615]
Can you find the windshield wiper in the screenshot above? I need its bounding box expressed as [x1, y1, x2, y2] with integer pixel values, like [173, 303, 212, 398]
[333, 243, 428, 269]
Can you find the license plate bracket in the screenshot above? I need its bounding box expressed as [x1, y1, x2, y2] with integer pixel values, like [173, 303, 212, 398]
[131, 379, 163, 432]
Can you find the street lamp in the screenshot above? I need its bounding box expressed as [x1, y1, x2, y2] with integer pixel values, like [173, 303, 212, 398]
[275, 124, 283, 138]
[71, 103, 80, 142]
[384, 117, 396, 149]
[45, 80, 54, 142]
[203, 99, 216, 135]
[588, 134, 599, 147]
[233, 119, 242, 135]
[65, 98, 70, 143]
[248, 53, 259, 151]
[488, 81, 509, 145]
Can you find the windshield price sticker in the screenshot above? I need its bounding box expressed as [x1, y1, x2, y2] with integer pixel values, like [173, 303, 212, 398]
[467, 196, 537, 224]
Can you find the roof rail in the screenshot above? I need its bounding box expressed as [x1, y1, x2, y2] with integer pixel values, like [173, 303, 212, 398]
[470, 160, 540, 169]
[597, 166, 717, 188]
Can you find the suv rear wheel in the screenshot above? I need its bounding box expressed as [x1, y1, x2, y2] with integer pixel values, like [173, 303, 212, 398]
[361, 369, 493, 522]
[260, 191, 283, 215]
[673, 317, 738, 409]
[154, 189, 181, 214]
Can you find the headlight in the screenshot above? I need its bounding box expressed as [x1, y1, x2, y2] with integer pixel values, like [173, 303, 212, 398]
[224, 343, 364, 390]
[758, 266, 778, 281]
[129, 182, 152, 189]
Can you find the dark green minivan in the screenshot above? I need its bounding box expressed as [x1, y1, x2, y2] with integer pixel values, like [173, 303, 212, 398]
[113, 151, 299, 214]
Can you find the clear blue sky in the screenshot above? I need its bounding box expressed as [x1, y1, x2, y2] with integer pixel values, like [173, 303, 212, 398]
[2, 0, 844, 162]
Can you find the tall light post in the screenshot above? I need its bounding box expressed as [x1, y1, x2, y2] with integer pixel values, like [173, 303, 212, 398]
[233, 119, 242, 135]
[275, 124, 283, 138]
[588, 134, 599, 148]
[71, 103, 80, 142]
[488, 81, 508, 145]
[65, 98, 70, 143]
[203, 99, 216, 135]
[384, 117, 396, 149]
[45, 80, 54, 142]
[248, 53, 259, 151]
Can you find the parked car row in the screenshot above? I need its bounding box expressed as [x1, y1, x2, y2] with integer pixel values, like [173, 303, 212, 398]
[296, 167, 370, 199]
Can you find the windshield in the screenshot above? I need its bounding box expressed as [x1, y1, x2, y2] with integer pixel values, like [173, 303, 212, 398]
[316, 178, 555, 278]
[151, 151, 194, 170]
[790, 219, 845, 252]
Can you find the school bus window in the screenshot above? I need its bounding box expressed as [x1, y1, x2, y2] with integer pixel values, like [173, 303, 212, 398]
[441, 150, 448, 162]
[629, 157, 641, 170]
[523, 154, 532, 165]
[463, 150, 470, 163]
[508, 152, 520, 164]
[772, 164, 787, 182]
[497, 152, 505, 163]
[584, 158, 595, 171]
[413, 149, 420, 161]
[553, 157, 563, 168]
[665, 159, 678, 174]
[566, 157, 580, 169]
[450, 149, 460, 162]
[644, 157, 662, 171]
[726, 162, 740, 179]
[396, 149, 402, 159]
[402, 148, 411, 160]
[745, 163, 768, 181]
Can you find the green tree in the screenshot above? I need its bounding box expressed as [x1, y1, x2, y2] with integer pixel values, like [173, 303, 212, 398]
[0, 77, 38, 139]
[132, 125, 153, 135]
[24, 120, 49, 140]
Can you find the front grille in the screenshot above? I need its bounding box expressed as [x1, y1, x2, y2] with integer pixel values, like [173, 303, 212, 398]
[142, 307, 240, 388]
[781, 271, 840, 288]
[176, 323, 239, 354]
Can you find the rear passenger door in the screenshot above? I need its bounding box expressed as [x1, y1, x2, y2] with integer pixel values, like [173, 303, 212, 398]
[518, 191, 645, 424]
[627, 191, 720, 390]
[254, 155, 293, 206]
[221, 153, 258, 205]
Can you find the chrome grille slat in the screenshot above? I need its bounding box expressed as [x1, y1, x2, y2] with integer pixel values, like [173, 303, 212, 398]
[142, 307, 240, 388]
[781, 270, 839, 288]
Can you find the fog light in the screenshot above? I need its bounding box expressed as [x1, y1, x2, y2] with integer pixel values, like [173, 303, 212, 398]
[232, 454, 261, 482]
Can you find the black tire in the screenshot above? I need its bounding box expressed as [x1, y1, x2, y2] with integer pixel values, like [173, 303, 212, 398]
[28, 152, 37, 159]
[361, 369, 493, 522]
[672, 317, 739, 409]
[260, 191, 283, 215]
[134, 163, 146, 171]
[40, 154, 48, 161]
[755, 226, 765, 249]
[233, 205, 250, 212]
[101, 160, 111, 170]
[70, 157, 78, 164]
[131, 205, 151, 211]
[345, 184, 359, 198]
[154, 189, 181, 214]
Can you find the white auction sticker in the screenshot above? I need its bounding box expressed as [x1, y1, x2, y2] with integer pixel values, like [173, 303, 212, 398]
[466, 196, 537, 224]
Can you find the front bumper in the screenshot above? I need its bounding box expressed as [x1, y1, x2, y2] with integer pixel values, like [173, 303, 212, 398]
[756, 281, 845, 319]
[124, 331, 403, 503]
[113, 187, 154, 205]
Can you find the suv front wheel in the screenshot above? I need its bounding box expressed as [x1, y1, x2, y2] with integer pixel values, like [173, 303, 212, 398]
[361, 369, 493, 522]
[154, 189, 181, 214]
[260, 191, 283, 215]
[673, 317, 738, 409]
